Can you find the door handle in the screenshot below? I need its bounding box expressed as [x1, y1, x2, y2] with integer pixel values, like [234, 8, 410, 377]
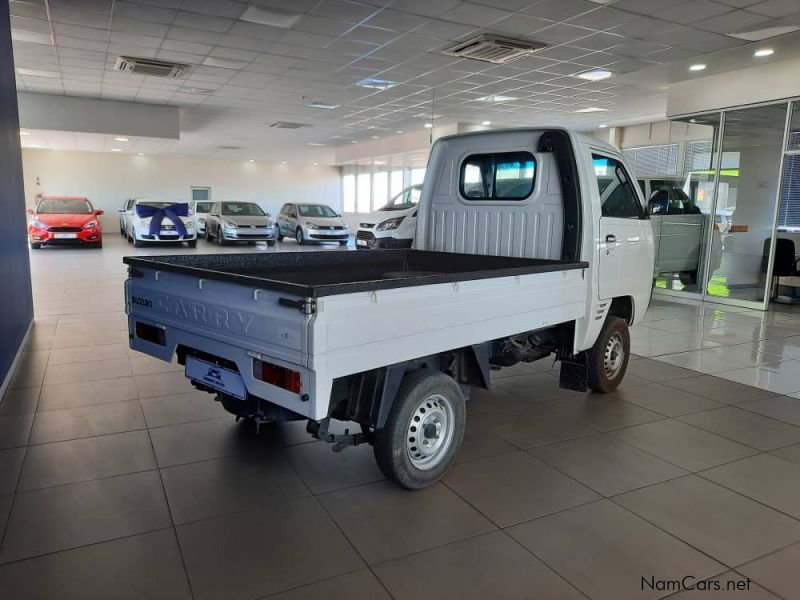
[606, 234, 617, 243]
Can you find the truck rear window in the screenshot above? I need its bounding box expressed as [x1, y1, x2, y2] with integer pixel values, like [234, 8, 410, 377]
[460, 152, 536, 201]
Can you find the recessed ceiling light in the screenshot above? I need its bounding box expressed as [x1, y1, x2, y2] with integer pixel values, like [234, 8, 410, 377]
[248, 159, 255, 162]
[114, 137, 129, 142]
[307, 100, 340, 110]
[371, 135, 379, 139]
[137, 152, 144, 156]
[754, 48, 774, 57]
[424, 123, 433, 128]
[731, 25, 800, 41]
[351, 140, 358, 144]
[313, 162, 318, 166]
[576, 69, 612, 81]
[574, 107, 608, 113]
[281, 160, 287, 164]
[374, 160, 387, 165]
[16, 67, 59, 78]
[357, 78, 397, 90]
[598, 123, 608, 128]
[477, 95, 517, 102]
[110, 148, 122, 152]
[239, 5, 302, 28]
[481, 120, 491, 126]
[305, 142, 325, 147]
[29, 144, 43, 148]
[396, 130, 404, 134]
[689, 63, 706, 71]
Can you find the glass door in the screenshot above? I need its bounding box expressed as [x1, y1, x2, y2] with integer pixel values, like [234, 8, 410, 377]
[650, 113, 721, 298]
[705, 103, 788, 307]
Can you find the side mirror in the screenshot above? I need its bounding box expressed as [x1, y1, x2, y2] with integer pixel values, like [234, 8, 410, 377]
[26, 208, 33, 215]
[95, 209, 104, 215]
[266, 212, 271, 217]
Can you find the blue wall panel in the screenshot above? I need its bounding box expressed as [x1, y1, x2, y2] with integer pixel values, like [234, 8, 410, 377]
[0, 1, 33, 387]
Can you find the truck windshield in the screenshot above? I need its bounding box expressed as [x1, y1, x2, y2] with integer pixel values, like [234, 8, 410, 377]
[381, 186, 422, 211]
[36, 199, 92, 214]
[221, 202, 264, 216]
[298, 204, 337, 218]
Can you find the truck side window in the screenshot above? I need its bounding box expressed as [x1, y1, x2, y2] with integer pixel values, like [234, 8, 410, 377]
[593, 155, 644, 219]
[460, 152, 536, 201]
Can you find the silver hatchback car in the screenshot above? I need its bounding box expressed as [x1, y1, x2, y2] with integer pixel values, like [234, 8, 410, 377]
[276, 202, 349, 246]
[204, 201, 277, 246]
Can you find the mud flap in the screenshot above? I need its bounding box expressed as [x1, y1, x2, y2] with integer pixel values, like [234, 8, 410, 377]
[559, 353, 588, 392]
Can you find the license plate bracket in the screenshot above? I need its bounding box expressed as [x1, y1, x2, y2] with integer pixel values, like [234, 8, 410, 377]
[185, 356, 247, 399]
[53, 233, 77, 239]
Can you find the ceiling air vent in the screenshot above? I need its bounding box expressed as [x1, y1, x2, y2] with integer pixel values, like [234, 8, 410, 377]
[114, 56, 189, 78]
[443, 35, 544, 64]
[269, 121, 311, 129]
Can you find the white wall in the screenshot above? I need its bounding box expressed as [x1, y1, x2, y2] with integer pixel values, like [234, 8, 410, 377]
[21, 149, 342, 221]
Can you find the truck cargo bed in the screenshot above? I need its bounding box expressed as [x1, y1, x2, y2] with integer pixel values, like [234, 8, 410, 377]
[123, 249, 588, 297]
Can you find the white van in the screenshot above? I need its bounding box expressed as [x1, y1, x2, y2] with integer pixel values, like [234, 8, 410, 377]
[356, 184, 422, 249]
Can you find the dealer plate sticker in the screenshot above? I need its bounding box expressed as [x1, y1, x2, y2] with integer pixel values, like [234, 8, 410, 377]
[53, 233, 77, 239]
[186, 356, 247, 399]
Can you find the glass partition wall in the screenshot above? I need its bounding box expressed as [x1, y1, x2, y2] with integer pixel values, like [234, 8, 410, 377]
[653, 100, 794, 310]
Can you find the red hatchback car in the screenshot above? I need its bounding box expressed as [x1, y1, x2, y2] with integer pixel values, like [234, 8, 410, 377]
[27, 196, 104, 249]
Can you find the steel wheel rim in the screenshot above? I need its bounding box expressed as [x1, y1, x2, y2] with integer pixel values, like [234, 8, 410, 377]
[603, 332, 625, 379]
[406, 393, 455, 470]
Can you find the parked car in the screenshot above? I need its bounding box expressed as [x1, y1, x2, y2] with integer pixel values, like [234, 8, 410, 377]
[125, 199, 196, 247]
[118, 198, 136, 235]
[356, 185, 422, 249]
[276, 202, 349, 245]
[189, 200, 214, 235]
[204, 201, 277, 246]
[125, 127, 655, 489]
[27, 196, 103, 249]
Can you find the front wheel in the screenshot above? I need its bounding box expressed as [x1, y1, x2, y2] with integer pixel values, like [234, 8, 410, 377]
[187, 239, 197, 248]
[267, 240, 276, 247]
[373, 370, 466, 490]
[277, 230, 284, 242]
[295, 227, 305, 245]
[587, 316, 630, 393]
[30, 242, 41, 250]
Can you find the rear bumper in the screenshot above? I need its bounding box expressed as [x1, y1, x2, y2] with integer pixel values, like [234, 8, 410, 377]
[29, 228, 101, 244]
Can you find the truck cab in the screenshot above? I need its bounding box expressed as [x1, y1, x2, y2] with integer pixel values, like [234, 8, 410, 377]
[416, 128, 655, 352]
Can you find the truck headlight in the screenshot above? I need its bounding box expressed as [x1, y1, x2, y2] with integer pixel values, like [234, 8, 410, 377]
[377, 216, 405, 231]
[306, 222, 319, 229]
[83, 220, 98, 229]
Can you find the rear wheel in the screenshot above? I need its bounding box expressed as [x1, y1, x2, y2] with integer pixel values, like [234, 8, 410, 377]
[295, 227, 305, 245]
[373, 370, 465, 490]
[679, 270, 698, 286]
[30, 242, 41, 250]
[587, 316, 630, 393]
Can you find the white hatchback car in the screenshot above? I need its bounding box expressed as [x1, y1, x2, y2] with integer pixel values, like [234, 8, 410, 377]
[356, 185, 422, 249]
[125, 199, 197, 247]
[189, 200, 214, 235]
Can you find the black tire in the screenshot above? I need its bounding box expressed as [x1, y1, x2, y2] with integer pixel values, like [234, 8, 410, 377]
[267, 240, 276, 247]
[93, 240, 103, 249]
[373, 370, 466, 490]
[126, 230, 133, 243]
[218, 230, 227, 246]
[277, 230, 284, 242]
[187, 239, 197, 248]
[587, 316, 630, 393]
[133, 238, 144, 247]
[679, 270, 698, 286]
[295, 227, 305, 245]
[30, 242, 41, 250]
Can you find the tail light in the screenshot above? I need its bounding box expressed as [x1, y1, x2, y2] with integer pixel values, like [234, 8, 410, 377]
[253, 359, 302, 394]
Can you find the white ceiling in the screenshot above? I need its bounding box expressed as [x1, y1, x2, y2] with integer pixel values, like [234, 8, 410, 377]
[11, 0, 800, 161]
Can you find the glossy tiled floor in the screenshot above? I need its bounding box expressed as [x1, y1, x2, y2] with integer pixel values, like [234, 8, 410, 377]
[2, 235, 800, 599]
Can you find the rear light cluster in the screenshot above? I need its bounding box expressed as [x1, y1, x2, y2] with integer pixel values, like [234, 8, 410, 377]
[253, 359, 302, 393]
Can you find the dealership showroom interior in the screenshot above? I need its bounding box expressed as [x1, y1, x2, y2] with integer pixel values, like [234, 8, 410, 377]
[11, 0, 800, 599]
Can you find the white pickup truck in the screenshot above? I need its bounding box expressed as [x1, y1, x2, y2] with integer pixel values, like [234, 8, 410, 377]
[124, 128, 655, 489]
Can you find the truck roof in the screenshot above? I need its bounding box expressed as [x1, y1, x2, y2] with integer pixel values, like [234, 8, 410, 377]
[435, 127, 620, 156]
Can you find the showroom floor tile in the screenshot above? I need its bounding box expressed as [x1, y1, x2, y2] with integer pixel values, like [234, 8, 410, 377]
[2, 238, 800, 598]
